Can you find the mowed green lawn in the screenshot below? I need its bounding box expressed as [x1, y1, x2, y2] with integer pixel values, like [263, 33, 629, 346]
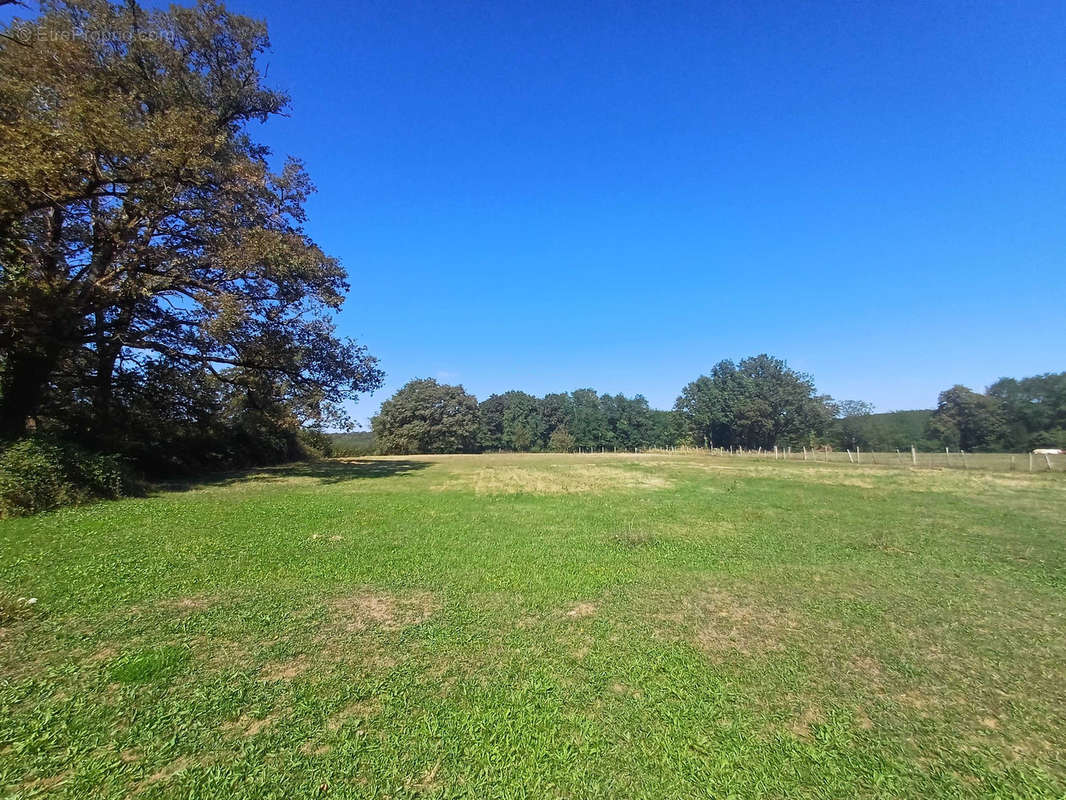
[1, 454, 1065, 799]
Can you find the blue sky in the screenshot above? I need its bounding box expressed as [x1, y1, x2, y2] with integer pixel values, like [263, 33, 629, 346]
[11, 0, 1066, 424]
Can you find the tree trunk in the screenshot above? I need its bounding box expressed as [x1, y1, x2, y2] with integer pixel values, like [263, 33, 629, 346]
[91, 307, 120, 436]
[0, 349, 56, 439]
[92, 347, 118, 435]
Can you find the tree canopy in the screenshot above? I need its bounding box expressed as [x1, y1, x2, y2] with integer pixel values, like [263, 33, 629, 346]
[373, 384, 687, 454]
[987, 373, 1066, 450]
[927, 386, 1006, 452]
[674, 355, 832, 449]
[372, 379, 480, 455]
[360, 364, 1065, 456]
[0, 0, 381, 469]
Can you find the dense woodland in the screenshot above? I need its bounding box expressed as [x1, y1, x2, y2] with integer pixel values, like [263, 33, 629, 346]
[369, 361, 1066, 456]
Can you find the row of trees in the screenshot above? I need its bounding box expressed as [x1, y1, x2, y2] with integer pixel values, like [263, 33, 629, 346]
[372, 380, 683, 454]
[373, 356, 848, 454]
[372, 361, 1066, 456]
[0, 1, 382, 475]
[926, 375, 1066, 452]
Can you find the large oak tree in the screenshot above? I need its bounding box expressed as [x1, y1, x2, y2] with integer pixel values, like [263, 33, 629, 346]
[675, 355, 832, 449]
[0, 0, 381, 444]
[373, 379, 480, 455]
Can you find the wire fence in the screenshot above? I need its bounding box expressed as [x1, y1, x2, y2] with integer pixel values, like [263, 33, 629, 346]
[594, 445, 1065, 474]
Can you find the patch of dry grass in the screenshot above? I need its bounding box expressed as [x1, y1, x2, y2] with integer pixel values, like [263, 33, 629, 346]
[652, 571, 1066, 761]
[259, 656, 309, 682]
[454, 464, 672, 494]
[223, 712, 282, 738]
[326, 591, 436, 633]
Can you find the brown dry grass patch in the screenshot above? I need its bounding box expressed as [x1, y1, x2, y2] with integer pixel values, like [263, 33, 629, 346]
[326, 698, 380, 731]
[136, 756, 196, 791]
[18, 771, 71, 793]
[566, 602, 597, 619]
[327, 591, 436, 634]
[451, 464, 672, 495]
[223, 712, 281, 738]
[406, 758, 444, 793]
[161, 595, 214, 614]
[788, 707, 825, 738]
[259, 656, 308, 682]
[682, 589, 801, 659]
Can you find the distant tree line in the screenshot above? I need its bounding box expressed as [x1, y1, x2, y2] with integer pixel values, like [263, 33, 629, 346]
[373, 355, 860, 455]
[371, 360, 1066, 456]
[927, 375, 1066, 452]
[832, 375, 1066, 453]
[372, 380, 683, 454]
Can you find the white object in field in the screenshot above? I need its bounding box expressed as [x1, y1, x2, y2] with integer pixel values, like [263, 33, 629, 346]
[1032, 448, 1063, 455]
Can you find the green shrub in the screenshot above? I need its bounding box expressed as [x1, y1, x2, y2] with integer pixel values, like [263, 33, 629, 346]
[297, 427, 334, 458]
[547, 425, 576, 453]
[0, 437, 129, 517]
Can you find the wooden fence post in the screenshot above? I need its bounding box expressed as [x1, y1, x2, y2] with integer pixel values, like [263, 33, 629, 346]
[911, 445, 917, 466]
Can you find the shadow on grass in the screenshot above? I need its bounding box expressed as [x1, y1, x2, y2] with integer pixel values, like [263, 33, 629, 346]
[152, 458, 432, 494]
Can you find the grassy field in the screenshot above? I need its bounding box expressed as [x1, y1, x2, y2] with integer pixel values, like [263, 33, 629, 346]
[1, 453, 1065, 799]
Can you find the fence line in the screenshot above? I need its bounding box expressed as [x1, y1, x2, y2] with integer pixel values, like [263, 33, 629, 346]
[567, 444, 1064, 474]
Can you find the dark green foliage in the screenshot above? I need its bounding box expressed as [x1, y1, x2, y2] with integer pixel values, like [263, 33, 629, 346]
[988, 373, 1066, 450]
[916, 373, 1066, 452]
[648, 409, 688, 448]
[376, 384, 686, 454]
[479, 391, 545, 451]
[830, 409, 936, 451]
[539, 393, 573, 438]
[928, 385, 1007, 451]
[568, 388, 612, 449]
[601, 393, 654, 450]
[0, 436, 128, 516]
[675, 355, 832, 449]
[373, 379, 480, 454]
[297, 428, 334, 458]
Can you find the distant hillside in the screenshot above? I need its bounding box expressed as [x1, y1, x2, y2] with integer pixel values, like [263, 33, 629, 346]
[832, 409, 936, 451]
[328, 431, 376, 456]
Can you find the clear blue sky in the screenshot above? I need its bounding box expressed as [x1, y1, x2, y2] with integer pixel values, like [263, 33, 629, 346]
[16, 0, 1066, 424]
